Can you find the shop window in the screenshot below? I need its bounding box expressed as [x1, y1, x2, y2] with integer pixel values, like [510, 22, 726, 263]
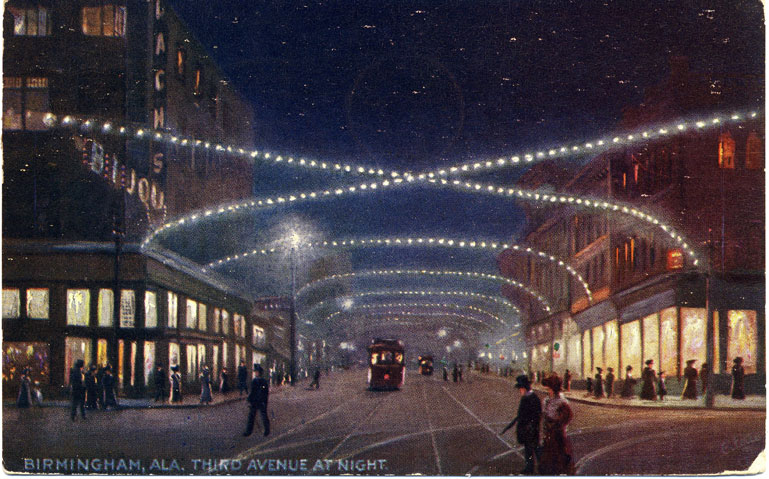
[98, 289, 114, 326]
[25, 288, 49, 319]
[213, 308, 221, 334]
[253, 325, 265, 346]
[3, 343, 50, 392]
[713, 312, 720, 374]
[3, 76, 50, 131]
[605, 320, 619, 374]
[680, 308, 706, 371]
[620, 320, 641, 375]
[213, 345, 219, 378]
[130, 341, 137, 386]
[197, 344, 206, 372]
[67, 289, 90, 326]
[238, 315, 246, 337]
[718, 132, 735, 169]
[64, 337, 91, 384]
[186, 299, 198, 329]
[118, 340, 124, 386]
[8, 6, 51, 36]
[659, 307, 678, 375]
[82, 5, 126, 37]
[145, 291, 157, 328]
[222, 310, 230, 335]
[222, 342, 229, 370]
[253, 352, 265, 369]
[581, 329, 591, 378]
[642, 313, 660, 368]
[169, 342, 180, 369]
[198, 303, 207, 331]
[592, 325, 604, 369]
[727, 310, 758, 374]
[120, 289, 135, 327]
[144, 342, 155, 386]
[186, 344, 197, 381]
[745, 131, 763, 170]
[233, 314, 241, 338]
[3, 288, 21, 319]
[167, 291, 178, 328]
[97, 339, 108, 367]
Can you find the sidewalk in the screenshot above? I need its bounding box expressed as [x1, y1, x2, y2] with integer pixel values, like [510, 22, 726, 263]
[534, 386, 766, 411]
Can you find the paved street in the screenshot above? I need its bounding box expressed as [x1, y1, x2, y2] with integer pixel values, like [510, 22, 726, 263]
[3, 369, 764, 475]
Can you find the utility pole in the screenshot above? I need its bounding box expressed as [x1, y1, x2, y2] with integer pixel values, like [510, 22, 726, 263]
[705, 228, 715, 408]
[289, 247, 297, 386]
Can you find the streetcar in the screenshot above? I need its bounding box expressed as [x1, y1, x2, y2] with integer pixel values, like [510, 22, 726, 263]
[418, 355, 434, 376]
[367, 339, 405, 390]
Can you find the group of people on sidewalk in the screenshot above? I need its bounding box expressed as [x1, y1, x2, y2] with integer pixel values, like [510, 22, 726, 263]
[501, 373, 575, 475]
[68, 360, 119, 421]
[583, 356, 747, 401]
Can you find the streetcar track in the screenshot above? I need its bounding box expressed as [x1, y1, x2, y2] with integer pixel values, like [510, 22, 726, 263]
[322, 401, 381, 460]
[420, 381, 443, 475]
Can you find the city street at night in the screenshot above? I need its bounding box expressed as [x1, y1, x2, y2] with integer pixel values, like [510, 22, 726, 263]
[3, 369, 764, 475]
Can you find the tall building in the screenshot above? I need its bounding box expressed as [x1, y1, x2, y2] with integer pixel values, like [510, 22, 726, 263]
[498, 58, 764, 393]
[2, 1, 273, 397]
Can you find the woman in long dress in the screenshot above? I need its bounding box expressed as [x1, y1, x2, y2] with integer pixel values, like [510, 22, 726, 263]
[220, 367, 231, 394]
[620, 366, 636, 398]
[539, 373, 575, 475]
[640, 359, 657, 400]
[681, 359, 698, 399]
[170, 365, 183, 403]
[16, 368, 32, 408]
[200, 366, 213, 404]
[731, 357, 745, 399]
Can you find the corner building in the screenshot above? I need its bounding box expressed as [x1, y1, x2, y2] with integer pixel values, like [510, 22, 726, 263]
[498, 58, 764, 394]
[2, 1, 275, 398]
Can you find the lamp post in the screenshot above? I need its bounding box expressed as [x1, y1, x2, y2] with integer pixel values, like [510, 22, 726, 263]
[289, 245, 297, 386]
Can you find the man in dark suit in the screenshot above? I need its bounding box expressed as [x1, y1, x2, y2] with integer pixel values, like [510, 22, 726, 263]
[243, 364, 270, 437]
[154, 363, 166, 402]
[237, 360, 248, 396]
[69, 359, 86, 421]
[501, 374, 541, 474]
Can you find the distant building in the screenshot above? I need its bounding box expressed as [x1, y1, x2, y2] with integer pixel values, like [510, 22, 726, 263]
[1, 1, 282, 398]
[498, 58, 764, 393]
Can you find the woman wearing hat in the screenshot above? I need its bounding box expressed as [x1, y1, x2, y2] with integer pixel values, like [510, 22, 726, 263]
[640, 359, 657, 400]
[200, 365, 213, 404]
[539, 373, 575, 475]
[620, 365, 636, 398]
[681, 359, 698, 399]
[102, 365, 118, 409]
[170, 365, 183, 403]
[16, 367, 32, 408]
[593, 367, 605, 399]
[730, 357, 745, 399]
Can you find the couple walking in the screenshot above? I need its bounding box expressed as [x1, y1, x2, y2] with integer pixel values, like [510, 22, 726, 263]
[501, 374, 575, 475]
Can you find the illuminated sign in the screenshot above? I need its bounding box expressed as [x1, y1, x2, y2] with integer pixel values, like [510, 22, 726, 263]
[667, 249, 684, 270]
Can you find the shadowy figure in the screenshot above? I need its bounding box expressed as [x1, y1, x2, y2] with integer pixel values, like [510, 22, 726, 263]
[17, 367, 32, 408]
[640, 359, 657, 400]
[681, 359, 698, 400]
[620, 365, 636, 398]
[69, 359, 86, 421]
[657, 371, 667, 400]
[731, 357, 745, 399]
[243, 364, 270, 437]
[605, 368, 615, 398]
[539, 373, 575, 475]
[501, 375, 541, 475]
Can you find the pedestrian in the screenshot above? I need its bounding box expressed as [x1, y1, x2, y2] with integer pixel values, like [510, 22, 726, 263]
[681, 359, 698, 400]
[594, 367, 605, 398]
[243, 364, 270, 437]
[539, 373, 575, 475]
[605, 368, 615, 398]
[620, 365, 636, 398]
[85, 364, 99, 409]
[700, 362, 709, 396]
[309, 368, 321, 389]
[451, 364, 458, 382]
[170, 365, 183, 403]
[102, 365, 118, 409]
[458, 365, 464, 382]
[154, 363, 166, 402]
[500, 375, 541, 475]
[442, 366, 448, 381]
[200, 365, 213, 404]
[730, 357, 745, 400]
[640, 359, 657, 400]
[657, 371, 667, 400]
[69, 359, 86, 421]
[16, 367, 32, 408]
[237, 360, 248, 396]
[585, 372, 593, 396]
[220, 367, 231, 394]
[563, 370, 572, 391]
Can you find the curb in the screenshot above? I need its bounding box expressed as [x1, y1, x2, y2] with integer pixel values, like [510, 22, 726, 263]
[4, 396, 246, 410]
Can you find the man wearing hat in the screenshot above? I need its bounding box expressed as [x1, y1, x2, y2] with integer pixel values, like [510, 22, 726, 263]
[730, 357, 745, 399]
[640, 359, 657, 400]
[85, 364, 99, 409]
[605, 367, 615, 398]
[154, 363, 167, 403]
[681, 359, 698, 399]
[501, 374, 541, 474]
[69, 359, 86, 421]
[243, 364, 270, 437]
[594, 367, 605, 398]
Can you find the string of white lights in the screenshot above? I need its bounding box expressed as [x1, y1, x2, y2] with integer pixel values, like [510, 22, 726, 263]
[47, 113, 404, 181]
[305, 289, 519, 312]
[323, 309, 495, 330]
[424, 109, 761, 178]
[296, 269, 550, 313]
[494, 332, 521, 345]
[205, 235, 592, 301]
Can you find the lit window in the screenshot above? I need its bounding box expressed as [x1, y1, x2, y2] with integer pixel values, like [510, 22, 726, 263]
[98, 289, 114, 326]
[67, 289, 90, 326]
[2, 288, 20, 319]
[145, 291, 157, 328]
[253, 325, 265, 346]
[8, 6, 51, 36]
[120, 289, 135, 327]
[745, 131, 763, 170]
[3, 76, 50, 131]
[82, 5, 126, 37]
[186, 344, 197, 381]
[176, 47, 186, 77]
[198, 303, 207, 331]
[194, 67, 202, 95]
[26, 288, 49, 319]
[718, 132, 735, 169]
[186, 299, 198, 329]
[213, 308, 221, 334]
[167, 291, 178, 328]
[221, 310, 230, 335]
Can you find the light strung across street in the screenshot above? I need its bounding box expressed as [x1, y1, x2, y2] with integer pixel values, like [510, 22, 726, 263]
[422, 109, 761, 178]
[322, 309, 497, 330]
[205, 235, 592, 301]
[296, 269, 551, 313]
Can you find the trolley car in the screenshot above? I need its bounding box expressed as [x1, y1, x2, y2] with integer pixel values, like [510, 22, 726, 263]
[367, 339, 405, 390]
[418, 355, 434, 375]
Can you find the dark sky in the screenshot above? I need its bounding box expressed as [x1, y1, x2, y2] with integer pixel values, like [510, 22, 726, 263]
[163, 0, 764, 351]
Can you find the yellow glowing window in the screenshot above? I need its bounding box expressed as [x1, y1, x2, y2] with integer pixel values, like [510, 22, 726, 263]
[177, 49, 186, 76]
[3, 288, 20, 319]
[194, 69, 202, 95]
[82, 5, 126, 37]
[26, 288, 49, 319]
[718, 132, 735, 168]
[727, 310, 757, 374]
[67, 289, 91, 326]
[395, 353, 403, 364]
[98, 289, 114, 326]
[371, 353, 378, 365]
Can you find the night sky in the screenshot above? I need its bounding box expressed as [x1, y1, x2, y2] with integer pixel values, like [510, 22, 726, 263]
[163, 1, 764, 352]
